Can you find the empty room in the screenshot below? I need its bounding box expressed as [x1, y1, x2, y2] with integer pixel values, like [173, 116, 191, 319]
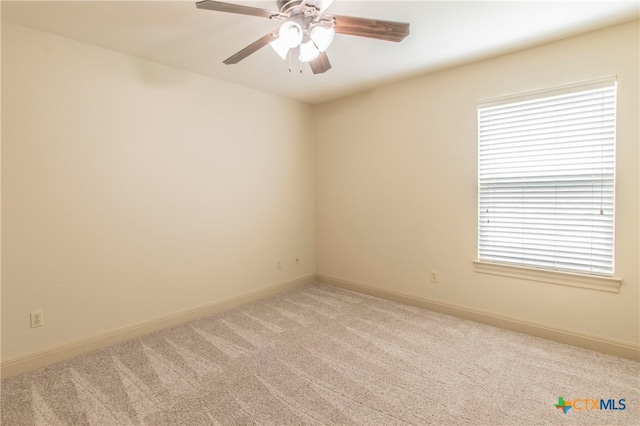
[1, 0, 639, 424]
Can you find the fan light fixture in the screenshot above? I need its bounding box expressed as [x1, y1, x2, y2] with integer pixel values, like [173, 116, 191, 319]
[280, 21, 303, 48]
[269, 21, 304, 59]
[299, 40, 320, 62]
[310, 26, 334, 52]
[269, 22, 335, 63]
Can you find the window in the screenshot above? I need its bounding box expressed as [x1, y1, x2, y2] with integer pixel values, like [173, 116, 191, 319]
[477, 79, 616, 280]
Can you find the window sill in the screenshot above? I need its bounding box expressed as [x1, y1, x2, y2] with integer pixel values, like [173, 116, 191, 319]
[472, 260, 622, 293]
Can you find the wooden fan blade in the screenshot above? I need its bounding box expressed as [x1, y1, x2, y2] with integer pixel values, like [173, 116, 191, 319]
[309, 51, 331, 74]
[196, 1, 286, 20]
[223, 31, 278, 65]
[331, 15, 410, 42]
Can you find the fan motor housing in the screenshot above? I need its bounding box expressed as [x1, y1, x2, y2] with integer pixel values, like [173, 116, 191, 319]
[277, 0, 304, 14]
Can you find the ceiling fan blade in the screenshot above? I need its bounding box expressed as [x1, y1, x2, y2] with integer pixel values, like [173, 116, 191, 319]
[223, 31, 278, 65]
[196, 0, 286, 20]
[309, 51, 331, 74]
[331, 15, 410, 42]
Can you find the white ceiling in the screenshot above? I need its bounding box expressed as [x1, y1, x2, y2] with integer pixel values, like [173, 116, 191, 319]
[3, 0, 638, 104]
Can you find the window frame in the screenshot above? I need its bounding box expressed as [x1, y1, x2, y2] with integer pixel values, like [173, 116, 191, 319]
[474, 77, 622, 292]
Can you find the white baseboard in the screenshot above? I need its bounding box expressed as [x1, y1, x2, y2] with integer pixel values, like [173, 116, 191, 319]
[1, 274, 315, 379]
[317, 274, 640, 362]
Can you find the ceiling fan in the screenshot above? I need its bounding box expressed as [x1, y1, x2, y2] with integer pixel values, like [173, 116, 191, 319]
[196, 0, 410, 74]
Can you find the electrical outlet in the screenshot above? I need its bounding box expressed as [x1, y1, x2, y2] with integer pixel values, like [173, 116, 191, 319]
[276, 259, 282, 270]
[294, 255, 300, 265]
[30, 310, 44, 328]
[430, 271, 439, 283]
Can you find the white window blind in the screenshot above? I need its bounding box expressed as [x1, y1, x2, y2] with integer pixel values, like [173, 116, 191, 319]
[478, 81, 616, 276]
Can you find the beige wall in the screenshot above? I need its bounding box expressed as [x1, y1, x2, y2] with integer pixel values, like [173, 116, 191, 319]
[1, 22, 315, 361]
[315, 21, 639, 346]
[2, 18, 639, 365]
[0, 16, 3, 369]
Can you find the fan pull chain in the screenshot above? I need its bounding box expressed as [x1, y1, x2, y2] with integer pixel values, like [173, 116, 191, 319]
[285, 49, 303, 74]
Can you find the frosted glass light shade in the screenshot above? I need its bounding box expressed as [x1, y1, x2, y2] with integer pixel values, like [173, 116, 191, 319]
[299, 40, 320, 62]
[269, 36, 290, 60]
[270, 21, 303, 60]
[310, 26, 335, 52]
[279, 21, 303, 48]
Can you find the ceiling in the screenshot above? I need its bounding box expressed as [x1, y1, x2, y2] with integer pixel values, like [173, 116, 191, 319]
[3, 0, 638, 104]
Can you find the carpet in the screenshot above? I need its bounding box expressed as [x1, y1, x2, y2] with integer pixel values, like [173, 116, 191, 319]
[2, 283, 638, 425]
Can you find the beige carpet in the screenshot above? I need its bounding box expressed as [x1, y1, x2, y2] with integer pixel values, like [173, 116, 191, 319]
[2, 283, 638, 425]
